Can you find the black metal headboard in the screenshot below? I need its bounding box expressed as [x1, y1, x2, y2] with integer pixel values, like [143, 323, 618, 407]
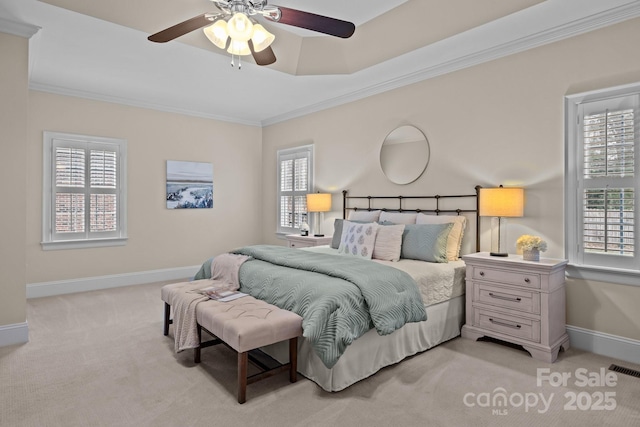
[342, 186, 481, 252]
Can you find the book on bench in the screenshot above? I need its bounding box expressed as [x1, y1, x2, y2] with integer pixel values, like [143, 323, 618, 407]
[200, 287, 248, 302]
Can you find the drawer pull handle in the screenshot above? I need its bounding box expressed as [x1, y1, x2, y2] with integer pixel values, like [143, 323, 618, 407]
[479, 271, 485, 276]
[489, 292, 522, 303]
[489, 318, 521, 329]
[524, 278, 530, 283]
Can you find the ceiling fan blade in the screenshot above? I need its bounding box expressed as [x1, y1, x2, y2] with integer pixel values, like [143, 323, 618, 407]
[148, 13, 218, 43]
[268, 6, 355, 38]
[249, 41, 277, 66]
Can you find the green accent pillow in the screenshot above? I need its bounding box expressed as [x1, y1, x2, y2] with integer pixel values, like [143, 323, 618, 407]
[401, 223, 453, 263]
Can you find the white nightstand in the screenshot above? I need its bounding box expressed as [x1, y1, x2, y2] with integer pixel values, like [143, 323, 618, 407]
[285, 234, 333, 249]
[461, 252, 570, 362]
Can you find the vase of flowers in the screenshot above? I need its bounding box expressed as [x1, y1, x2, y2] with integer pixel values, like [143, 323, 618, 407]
[516, 235, 547, 262]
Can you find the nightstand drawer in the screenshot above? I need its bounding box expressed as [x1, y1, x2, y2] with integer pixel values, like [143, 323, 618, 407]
[474, 283, 540, 314]
[475, 308, 541, 343]
[472, 266, 540, 289]
[288, 240, 314, 248]
[285, 235, 332, 248]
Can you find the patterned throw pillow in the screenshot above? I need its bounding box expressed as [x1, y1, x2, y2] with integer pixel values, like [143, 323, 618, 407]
[331, 218, 367, 249]
[337, 221, 379, 259]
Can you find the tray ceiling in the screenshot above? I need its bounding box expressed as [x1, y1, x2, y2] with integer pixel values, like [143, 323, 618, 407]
[1, 0, 638, 125]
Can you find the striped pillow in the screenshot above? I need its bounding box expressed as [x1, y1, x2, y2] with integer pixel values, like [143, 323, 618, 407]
[372, 224, 405, 262]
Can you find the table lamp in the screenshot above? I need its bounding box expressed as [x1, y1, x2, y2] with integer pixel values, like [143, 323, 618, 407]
[479, 186, 524, 256]
[306, 193, 332, 237]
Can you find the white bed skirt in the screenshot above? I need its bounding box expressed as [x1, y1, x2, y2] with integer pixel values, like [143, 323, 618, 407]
[262, 294, 465, 392]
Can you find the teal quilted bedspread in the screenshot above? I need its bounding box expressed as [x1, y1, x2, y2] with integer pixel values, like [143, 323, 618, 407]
[232, 245, 427, 368]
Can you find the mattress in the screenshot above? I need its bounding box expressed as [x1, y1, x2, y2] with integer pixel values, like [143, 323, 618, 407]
[302, 246, 466, 306]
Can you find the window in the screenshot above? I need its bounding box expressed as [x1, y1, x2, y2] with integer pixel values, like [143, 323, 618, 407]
[276, 145, 313, 235]
[565, 84, 639, 286]
[42, 132, 127, 250]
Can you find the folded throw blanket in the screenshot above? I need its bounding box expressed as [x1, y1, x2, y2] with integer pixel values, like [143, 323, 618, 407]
[171, 253, 250, 352]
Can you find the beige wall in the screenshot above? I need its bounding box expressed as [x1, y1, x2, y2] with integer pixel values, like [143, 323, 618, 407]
[0, 33, 28, 328]
[263, 18, 640, 341]
[2, 14, 639, 346]
[25, 92, 263, 284]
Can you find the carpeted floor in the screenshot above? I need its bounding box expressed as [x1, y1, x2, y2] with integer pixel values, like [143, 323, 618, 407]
[1, 281, 639, 427]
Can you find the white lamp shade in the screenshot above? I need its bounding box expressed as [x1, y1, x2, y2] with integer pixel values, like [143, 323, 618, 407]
[306, 193, 332, 212]
[227, 39, 251, 56]
[203, 20, 229, 49]
[251, 24, 275, 52]
[479, 187, 524, 217]
[226, 13, 254, 42]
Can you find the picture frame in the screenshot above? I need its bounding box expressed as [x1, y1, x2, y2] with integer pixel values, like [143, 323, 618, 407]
[166, 160, 213, 209]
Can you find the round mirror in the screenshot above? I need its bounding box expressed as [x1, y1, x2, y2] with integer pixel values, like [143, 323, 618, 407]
[380, 125, 430, 185]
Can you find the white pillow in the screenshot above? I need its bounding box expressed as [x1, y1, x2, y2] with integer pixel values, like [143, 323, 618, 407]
[338, 221, 379, 259]
[416, 214, 467, 261]
[379, 211, 417, 225]
[372, 224, 405, 262]
[348, 210, 381, 222]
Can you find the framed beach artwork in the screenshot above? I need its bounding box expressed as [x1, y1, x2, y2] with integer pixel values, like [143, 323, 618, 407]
[166, 160, 213, 209]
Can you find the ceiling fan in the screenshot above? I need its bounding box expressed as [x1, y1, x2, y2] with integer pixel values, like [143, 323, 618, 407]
[148, 0, 356, 67]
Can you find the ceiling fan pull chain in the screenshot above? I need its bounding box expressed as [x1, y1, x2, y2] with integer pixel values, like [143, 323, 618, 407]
[229, 54, 242, 70]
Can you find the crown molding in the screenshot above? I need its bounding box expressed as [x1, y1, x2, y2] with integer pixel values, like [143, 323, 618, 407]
[261, 1, 640, 126]
[0, 16, 40, 38]
[28, 82, 262, 127]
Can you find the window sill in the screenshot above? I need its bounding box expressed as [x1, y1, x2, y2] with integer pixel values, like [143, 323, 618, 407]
[41, 237, 128, 251]
[566, 263, 640, 287]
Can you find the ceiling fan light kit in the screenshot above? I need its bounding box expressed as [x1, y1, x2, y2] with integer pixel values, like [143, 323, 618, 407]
[250, 24, 275, 52]
[226, 12, 254, 41]
[202, 19, 229, 49]
[148, 0, 355, 68]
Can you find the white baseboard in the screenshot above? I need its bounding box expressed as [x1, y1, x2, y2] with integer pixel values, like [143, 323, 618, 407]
[566, 325, 640, 365]
[26, 265, 201, 299]
[0, 322, 29, 347]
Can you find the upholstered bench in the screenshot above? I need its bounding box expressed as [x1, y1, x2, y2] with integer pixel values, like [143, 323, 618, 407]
[160, 279, 216, 336]
[194, 296, 303, 404]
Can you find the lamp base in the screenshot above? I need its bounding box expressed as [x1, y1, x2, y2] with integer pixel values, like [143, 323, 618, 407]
[490, 252, 509, 257]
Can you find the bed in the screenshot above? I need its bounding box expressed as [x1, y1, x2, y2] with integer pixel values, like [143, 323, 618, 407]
[194, 188, 481, 392]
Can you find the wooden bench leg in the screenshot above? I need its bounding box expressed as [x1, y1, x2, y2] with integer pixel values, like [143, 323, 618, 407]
[163, 302, 171, 336]
[238, 351, 248, 404]
[289, 337, 298, 383]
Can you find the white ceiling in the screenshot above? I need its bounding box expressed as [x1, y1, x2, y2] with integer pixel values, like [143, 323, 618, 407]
[1, 0, 639, 126]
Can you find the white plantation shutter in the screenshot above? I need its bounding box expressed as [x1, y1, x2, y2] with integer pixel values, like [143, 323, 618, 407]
[89, 149, 118, 233]
[566, 90, 639, 280]
[54, 147, 86, 233]
[43, 132, 127, 249]
[277, 145, 313, 234]
[582, 107, 635, 257]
